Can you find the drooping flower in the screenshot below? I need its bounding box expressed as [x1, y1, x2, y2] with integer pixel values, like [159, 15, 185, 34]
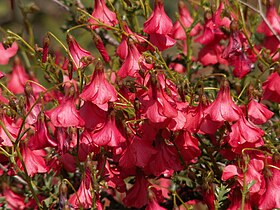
[262, 71, 280, 103]
[256, 0, 280, 36]
[28, 114, 57, 150]
[258, 164, 280, 209]
[143, 0, 173, 35]
[225, 115, 264, 153]
[67, 34, 94, 69]
[88, 0, 118, 29]
[123, 174, 150, 208]
[68, 168, 93, 208]
[7, 57, 30, 94]
[0, 114, 20, 147]
[203, 80, 242, 123]
[117, 42, 141, 78]
[171, 0, 202, 39]
[17, 143, 48, 177]
[89, 112, 126, 147]
[247, 99, 274, 125]
[46, 95, 85, 128]
[80, 61, 118, 111]
[195, 3, 230, 45]
[0, 42, 18, 65]
[143, 0, 176, 50]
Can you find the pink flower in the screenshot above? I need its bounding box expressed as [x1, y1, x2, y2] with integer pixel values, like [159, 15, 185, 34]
[171, 0, 202, 39]
[1, 185, 25, 210]
[123, 174, 150, 208]
[18, 144, 48, 177]
[67, 34, 94, 69]
[80, 62, 118, 111]
[0, 114, 20, 147]
[93, 32, 110, 62]
[143, 0, 173, 35]
[259, 164, 280, 209]
[257, 1, 280, 36]
[117, 42, 141, 78]
[148, 33, 176, 51]
[247, 99, 274, 125]
[262, 71, 280, 103]
[28, 115, 57, 150]
[226, 115, 264, 153]
[88, 0, 118, 29]
[90, 113, 126, 147]
[69, 172, 93, 208]
[46, 96, 85, 128]
[203, 80, 241, 122]
[7, 57, 30, 94]
[0, 42, 18, 65]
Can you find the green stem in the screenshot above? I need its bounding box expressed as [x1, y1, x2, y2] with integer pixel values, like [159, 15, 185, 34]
[7, 30, 35, 54]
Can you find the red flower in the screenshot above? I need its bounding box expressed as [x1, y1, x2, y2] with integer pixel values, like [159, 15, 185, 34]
[119, 136, 157, 170]
[69, 172, 93, 208]
[28, 115, 57, 150]
[7, 57, 30, 94]
[117, 42, 141, 78]
[1, 185, 25, 210]
[262, 71, 280, 103]
[247, 99, 274, 125]
[17, 144, 48, 177]
[256, 1, 280, 36]
[143, 0, 176, 51]
[203, 80, 241, 123]
[226, 115, 264, 153]
[143, 0, 173, 35]
[195, 3, 230, 45]
[90, 113, 126, 147]
[197, 40, 228, 66]
[259, 164, 280, 209]
[46, 96, 85, 128]
[80, 62, 118, 111]
[67, 34, 94, 69]
[0, 42, 18, 65]
[93, 32, 110, 62]
[88, 0, 118, 29]
[0, 114, 20, 147]
[78, 130, 99, 162]
[123, 174, 150, 208]
[171, 0, 202, 39]
[79, 101, 106, 130]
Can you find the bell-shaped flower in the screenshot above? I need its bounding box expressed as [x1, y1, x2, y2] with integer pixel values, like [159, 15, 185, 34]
[117, 42, 141, 78]
[68, 169, 93, 208]
[88, 0, 118, 29]
[171, 0, 202, 39]
[195, 3, 230, 45]
[258, 163, 280, 209]
[0, 42, 18, 65]
[257, 1, 280, 36]
[222, 158, 265, 195]
[46, 95, 85, 128]
[247, 99, 274, 125]
[80, 62, 118, 111]
[203, 80, 242, 123]
[119, 136, 157, 170]
[7, 57, 30, 94]
[78, 130, 99, 162]
[67, 34, 94, 69]
[80, 101, 106, 130]
[143, 0, 173, 35]
[149, 33, 176, 51]
[123, 174, 150, 208]
[198, 40, 228, 66]
[90, 113, 126, 147]
[17, 143, 48, 177]
[262, 71, 280, 103]
[225, 115, 264, 153]
[28, 114, 57, 150]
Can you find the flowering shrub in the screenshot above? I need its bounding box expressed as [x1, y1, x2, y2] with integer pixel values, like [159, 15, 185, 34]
[0, 0, 280, 209]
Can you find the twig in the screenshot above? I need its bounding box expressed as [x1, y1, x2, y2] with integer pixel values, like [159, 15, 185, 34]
[51, 0, 70, 11]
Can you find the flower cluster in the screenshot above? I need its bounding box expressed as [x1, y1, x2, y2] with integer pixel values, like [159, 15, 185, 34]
[0, 0, 280, 209]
